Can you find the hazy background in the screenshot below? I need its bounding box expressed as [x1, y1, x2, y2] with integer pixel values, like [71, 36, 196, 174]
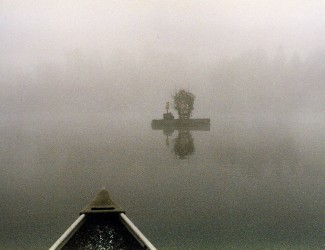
[0, 1, 324, 249]
[1, 0, 324, 117]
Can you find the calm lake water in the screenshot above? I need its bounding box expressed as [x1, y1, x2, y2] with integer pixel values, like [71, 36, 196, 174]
[0, 113, 324, 249]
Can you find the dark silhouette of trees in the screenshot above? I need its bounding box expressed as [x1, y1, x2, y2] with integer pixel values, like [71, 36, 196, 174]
[172, 89, 195, 119]
[173, 130, 195, 159]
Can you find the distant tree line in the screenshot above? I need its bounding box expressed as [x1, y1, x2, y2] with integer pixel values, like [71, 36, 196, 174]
[1, 48, 324, 114]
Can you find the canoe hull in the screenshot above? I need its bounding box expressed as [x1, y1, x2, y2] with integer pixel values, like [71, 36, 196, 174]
[50, 189, 156, 250]
[61, 214, 146, 250]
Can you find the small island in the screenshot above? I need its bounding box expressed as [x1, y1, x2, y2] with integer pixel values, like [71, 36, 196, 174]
[151, 89, 210, 131]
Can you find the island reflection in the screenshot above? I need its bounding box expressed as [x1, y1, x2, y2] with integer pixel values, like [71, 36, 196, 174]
[152, 123, 210, 160]
[173, 129, 195, 159]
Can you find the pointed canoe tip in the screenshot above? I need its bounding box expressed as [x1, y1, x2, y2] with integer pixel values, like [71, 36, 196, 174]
[98, 187, 108, 195]
[80, 188, 125, 215]
[93, 189, 112, 204]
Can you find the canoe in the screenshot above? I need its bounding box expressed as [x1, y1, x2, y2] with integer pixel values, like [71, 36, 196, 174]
[151, 118, 210, 131]
[50, 189, 156, 250]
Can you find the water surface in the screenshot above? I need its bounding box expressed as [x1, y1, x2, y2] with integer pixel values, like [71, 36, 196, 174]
[0, 113, 324, 249]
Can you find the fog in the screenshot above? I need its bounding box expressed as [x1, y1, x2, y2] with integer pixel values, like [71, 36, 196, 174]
[1, 0, 324, 117]
[1, 2, 325, 248]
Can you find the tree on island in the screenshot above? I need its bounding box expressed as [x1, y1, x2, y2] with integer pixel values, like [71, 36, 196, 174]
[172, 89, 195, 119]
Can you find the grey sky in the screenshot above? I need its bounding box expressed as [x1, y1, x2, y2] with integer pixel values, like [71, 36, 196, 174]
[1, 0, 324, 65]
[0, 0, 324, 115]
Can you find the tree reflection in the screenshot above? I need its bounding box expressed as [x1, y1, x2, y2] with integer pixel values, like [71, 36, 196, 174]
[152, 122, 209, 159]
[173, 130, 195, 159]
[163, 128, 174, 148]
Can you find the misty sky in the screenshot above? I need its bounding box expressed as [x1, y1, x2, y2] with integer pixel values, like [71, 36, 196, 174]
[1, 0, 324, 115]
[2, 0, 325, 63]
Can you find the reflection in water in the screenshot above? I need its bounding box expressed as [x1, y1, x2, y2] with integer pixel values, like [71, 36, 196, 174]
[0, 115, 324, 249]
[154, 122, 210, 159]
[163, 128, 174, 148]
[173, 130, 194, 159]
